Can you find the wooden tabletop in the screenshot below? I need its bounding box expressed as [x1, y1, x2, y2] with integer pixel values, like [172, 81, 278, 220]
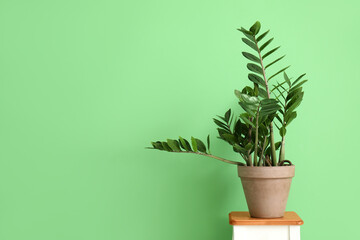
[229, 212, 303, 226]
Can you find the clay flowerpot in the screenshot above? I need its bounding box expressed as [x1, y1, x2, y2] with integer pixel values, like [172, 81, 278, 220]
[237, 165, 295, 218]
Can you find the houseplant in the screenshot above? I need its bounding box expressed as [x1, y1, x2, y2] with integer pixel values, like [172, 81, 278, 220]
[148, 21, 307, 218]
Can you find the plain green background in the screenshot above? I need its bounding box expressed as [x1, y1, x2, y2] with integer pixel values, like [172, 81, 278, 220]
[0, 0, 359, 239]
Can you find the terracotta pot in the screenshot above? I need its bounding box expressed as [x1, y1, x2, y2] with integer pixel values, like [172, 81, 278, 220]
[237, 165, 295, 218]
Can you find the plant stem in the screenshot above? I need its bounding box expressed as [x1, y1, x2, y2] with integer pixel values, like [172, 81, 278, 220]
[279, 136, 285, 163]
[253, 105, 260, 166]
[279, 98, 288, 163]
[260, 135, 267, 166]
[253, 36, 277, 166]
[247, 117, 254, 166]
[178, 151, 245, 165]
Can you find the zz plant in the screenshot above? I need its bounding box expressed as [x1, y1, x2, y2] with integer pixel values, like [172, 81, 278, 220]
[149, 21, 307, 167]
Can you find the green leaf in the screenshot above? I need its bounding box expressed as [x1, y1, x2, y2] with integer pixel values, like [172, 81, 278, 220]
[262, 46, 280, 59]
[256, 30, 269, 42]
[260, 107, 281, 118]
[268, 66, 290, 80]
[167, 139, 181, 152]
[279, 126, 287, 137]
[242, 52, 261, 64]
[213, 118, 228, 129]
[179, 136, 192, 151]
[242, 38, 258, 52]
[161, 142, 173, 152]
[265, 55, 285, 69]
[259, 88, 268, 98]
[286, 92, 304, 113]
[271, 80, 287, 93]
[238, 27, 255, 41]
[275, 114, 283, 124]
[151, 141, 164, 150]
[241, 86, 255, 95]
[284, 111, 297, 126]
[234, 119, 244, 136]
[191, 137, 198, 152]
[249, 21, 261, 35]
[260, 99, 281, 118]
[275, 141, 282, 150]
[292, 73, 306, 85]
[248, 74, 265, 87]
[239, 93, 260, 105]
[225, 109, 231, 122]
[240, 114, 255, 127]
[245, 142, 253, 151]
[289, 80, 307, 93]
[286, 87, 303, 101]
[247, 63, 263, 75]
[207, 135, 210, 153]
[261, 98, 279, 105]
[234, 89, 242, 99]
[195, 138, 207, 153]
[221, 133, 236, 144]
[216, 115, 226, 122]
[233, 144, 248, 155]
[259, 38, 273, 51]
[239, 102, 256, 116]
[284, 72, 291, 87]
[217, 128, 229, 138]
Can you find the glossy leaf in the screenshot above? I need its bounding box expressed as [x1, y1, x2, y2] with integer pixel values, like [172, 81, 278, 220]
[167, 139, 181, 152]
[284, 72, 291, 87]
[247, 63, 263, 75]
[161, 142, 173, 152]
[240, 114, 255, 127]
[259, 38, 274, 51]
[217, 128, 229, 137]
[292, 73, 306, 85]
[279, 126, 287, 137]
[242, 52, 261, 64]
[239, 93, 260, 105]
[213, 118, 227, 129]
[248, 74, 265, 87]
[238, 27, 255, 41]
[179, 136, 192, 151]
[259, 88, 268, 98]
[233, 144, 248, 155]
[151, 141, 164, 150]
[249, 21, 261, 35]
[256, 30, 269, 42]
[265, 55, 285, 69]
[286, 92, 304, 113]
[286, 87, 303, 101]
[242, 38, 258, 51]
[207, 135, 210, 153]
[221, 134, 236, 144]
[191, 137, 198, 152]
[225, 109, 231, 122]
[195, 138, 207, 153]
[268, 65, 290, 80]
[284, 111, 297, 126]
[239, 102, 256, 116]
[262, 46, 280, 59]
[289, 80, 307, 93]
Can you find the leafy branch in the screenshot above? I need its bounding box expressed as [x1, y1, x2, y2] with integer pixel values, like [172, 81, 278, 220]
[149, 136, 245, 165]
[149, 21, 307, 167]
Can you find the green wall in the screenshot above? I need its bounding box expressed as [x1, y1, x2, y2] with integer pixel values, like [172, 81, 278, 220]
[0, 0, 359, 239]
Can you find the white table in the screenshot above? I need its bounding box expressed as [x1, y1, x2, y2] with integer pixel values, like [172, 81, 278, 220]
[229, 212, 303, 240]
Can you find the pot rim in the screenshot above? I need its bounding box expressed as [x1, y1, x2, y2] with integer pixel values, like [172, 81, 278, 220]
[237, 165, 295, 179]
[237, 165, 295, 168]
